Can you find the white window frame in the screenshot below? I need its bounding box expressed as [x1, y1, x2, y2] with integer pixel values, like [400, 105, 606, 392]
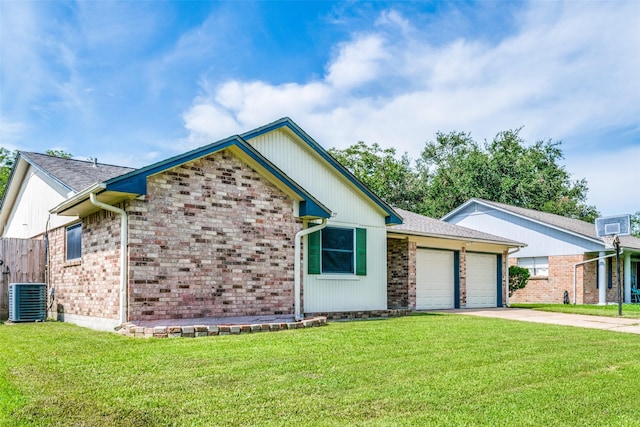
[518, 256, 548, 277]
[321, 226, 355, 274]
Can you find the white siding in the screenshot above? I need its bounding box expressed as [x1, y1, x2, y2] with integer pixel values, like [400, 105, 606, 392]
[247, 130, 388, 312]
[304, 225, 388, 312]
[3, 166, 76, 238]
[447, 205, 602, 257]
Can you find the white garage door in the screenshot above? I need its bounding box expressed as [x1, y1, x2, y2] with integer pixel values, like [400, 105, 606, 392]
[466, 253, 498, 308]
[416, 249, 455, 309]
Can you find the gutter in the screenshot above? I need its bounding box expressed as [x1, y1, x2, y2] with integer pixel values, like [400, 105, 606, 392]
[89, 192, 129, 325]
[294, 218, 328, 321]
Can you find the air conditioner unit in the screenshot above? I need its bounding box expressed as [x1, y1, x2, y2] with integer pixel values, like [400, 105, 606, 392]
[8, 283, 47, 322]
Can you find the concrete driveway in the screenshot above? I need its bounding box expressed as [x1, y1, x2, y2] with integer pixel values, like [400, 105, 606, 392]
[446, 308, 640, 335]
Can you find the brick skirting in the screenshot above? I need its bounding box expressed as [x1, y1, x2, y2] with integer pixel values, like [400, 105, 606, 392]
[118, 316, 328, 338]
[307, 309, 413, 321]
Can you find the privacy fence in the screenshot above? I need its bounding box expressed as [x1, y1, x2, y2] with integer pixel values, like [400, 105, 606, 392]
[0, 238, 46, 320]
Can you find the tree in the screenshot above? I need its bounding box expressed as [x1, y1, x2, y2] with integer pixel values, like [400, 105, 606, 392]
[419, 128, 599, 221]
[328, 142, 428, 211]
[0, 148, 17, 201]
[631, 212, 640, 238]
[45, 149, 72, 159]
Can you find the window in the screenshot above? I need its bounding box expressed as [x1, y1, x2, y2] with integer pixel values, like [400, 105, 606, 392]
[66, 223, 82, 260]
[308, 226, 366, 275]
[518, 256, 548, 277]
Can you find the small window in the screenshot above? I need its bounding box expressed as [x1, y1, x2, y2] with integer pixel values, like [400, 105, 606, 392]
[518, 256, 548, 277]
[66, 223, 82, 260]
[322, 227, 354, 274]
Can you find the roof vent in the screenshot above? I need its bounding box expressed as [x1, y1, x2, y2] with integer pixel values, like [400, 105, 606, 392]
[93, 158, 98, 167]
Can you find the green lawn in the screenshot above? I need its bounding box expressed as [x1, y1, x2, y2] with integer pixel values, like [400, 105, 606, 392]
[2, 314, 640, 426]
[511, 303, 640, 318]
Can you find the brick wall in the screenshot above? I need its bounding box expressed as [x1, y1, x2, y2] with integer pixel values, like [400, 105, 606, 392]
[386, 238, 412, 308]
[127, 150, 302, 321]
[508, 254, 622, 304]
[49, 149, 303, 324]
[49, 209, 122, 321]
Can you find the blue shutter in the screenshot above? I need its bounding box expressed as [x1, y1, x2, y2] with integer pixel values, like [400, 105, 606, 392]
[307, 230, 321, 274]
[355, 228, 366, 276]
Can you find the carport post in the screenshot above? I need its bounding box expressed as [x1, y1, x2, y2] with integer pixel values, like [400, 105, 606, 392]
[573, 253, 618, 305]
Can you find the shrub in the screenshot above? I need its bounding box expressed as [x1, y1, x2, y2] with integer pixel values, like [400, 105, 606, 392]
[509, 265, 530, 297]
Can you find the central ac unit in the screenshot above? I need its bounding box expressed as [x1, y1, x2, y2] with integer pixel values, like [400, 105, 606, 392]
[8, 283, 47, 322]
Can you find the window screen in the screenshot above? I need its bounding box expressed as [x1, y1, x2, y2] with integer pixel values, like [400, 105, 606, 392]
[66, 223, 82, 260]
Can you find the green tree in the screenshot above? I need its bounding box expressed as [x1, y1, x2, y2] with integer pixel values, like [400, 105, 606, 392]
[631, 212, 640, 238]
[45, 149, 72, 159]
[420, 128, 599, 221]
[328, 142, 428, 211]
[0, 147, 18, 201]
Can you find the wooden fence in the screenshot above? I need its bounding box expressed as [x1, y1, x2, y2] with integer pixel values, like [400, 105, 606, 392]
[0, 238, 46, 320]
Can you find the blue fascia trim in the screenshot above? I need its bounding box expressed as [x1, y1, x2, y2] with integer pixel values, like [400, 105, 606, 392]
[497, 254, 503, 307]
[454, 251, 461, 309]
[242, 118, 403, 225]
[104, 135, 330, 219]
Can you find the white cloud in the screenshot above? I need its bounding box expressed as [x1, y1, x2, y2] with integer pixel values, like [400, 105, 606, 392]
[0, 116, 25, 148]
[326, 35, 389, 89]
[180, 1, 640, 213]
[568, 146, 640, 216]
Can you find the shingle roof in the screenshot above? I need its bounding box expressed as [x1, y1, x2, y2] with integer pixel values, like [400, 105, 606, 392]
[389, 208, 524, 246]
[469, 199, 640, 251]
[21, 152, 134, 192]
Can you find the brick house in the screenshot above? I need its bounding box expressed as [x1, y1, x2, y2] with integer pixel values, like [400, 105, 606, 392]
[1, 119, 522, 331]
[4, 118, 400, 330]
[443, 199, 640, 305]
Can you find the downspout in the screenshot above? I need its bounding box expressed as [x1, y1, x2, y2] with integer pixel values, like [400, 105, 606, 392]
[505, 246, 522, 308]
[89, 192, 128, 325]
[294, 218, 328, 321]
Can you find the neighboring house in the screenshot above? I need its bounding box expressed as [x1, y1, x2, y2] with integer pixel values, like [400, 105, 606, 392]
[387, 208, 524, 310]
[0, 152, 133, 238]
[443, 198, 640, 305]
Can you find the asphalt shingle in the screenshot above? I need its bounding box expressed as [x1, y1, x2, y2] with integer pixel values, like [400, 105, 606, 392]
[390, 207, 523, 246]
[471, 198, 640, 250]
[21, 152, 134, 192]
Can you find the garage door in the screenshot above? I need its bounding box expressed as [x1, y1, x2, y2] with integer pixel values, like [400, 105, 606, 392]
[466, 253, 497, 308]
[416, 249, 455, 309]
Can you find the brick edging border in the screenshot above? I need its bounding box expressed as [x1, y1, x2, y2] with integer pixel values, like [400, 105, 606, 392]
[117, 316, 328, 338]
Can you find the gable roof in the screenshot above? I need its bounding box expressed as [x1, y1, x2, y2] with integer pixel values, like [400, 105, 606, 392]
[443, 198, 640, 251]
[20, 152, 135, 192]
[241, 117, 402, 225]
[389, 207, 524, 247]
[0, 152, 135, 235]
[51, 135, 331, 219]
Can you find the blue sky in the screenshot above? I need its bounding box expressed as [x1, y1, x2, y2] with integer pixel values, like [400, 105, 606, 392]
[1, 1, 639, 216]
